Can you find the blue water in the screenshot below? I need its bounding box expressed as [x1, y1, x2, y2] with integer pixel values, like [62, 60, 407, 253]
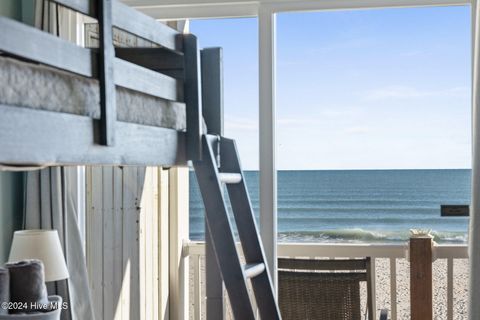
[189, 169, 471, 243]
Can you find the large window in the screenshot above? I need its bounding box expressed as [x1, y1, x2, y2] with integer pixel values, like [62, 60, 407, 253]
[276, 6, 471, 243]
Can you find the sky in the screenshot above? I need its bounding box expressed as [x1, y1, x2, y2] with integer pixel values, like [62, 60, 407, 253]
[190, 5, 471, 170]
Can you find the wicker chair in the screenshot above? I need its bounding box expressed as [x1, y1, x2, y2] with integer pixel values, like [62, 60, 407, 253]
[278, 257, 388, 320]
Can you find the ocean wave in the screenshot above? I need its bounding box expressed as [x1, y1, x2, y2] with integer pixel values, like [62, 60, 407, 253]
[190, 228, 467, 243]
[278, 198, 445, 205]
[277, 207, 438, 213]
[275, 217, 459, 226]
[277, 228, 467, 243]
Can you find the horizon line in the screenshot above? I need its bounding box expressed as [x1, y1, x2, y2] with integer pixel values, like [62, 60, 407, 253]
[240, 168, 471, 171]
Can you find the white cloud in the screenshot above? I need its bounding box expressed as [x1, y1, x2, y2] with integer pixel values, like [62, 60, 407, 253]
[320, 109, 356, 118]
[277, 118, 319, 126]
[277, 110, 357, 127]
[344, 126, 372, 134]
[306, 38, 375, 56]
[400, 50, 426, 57]
[225, 117, 258, 131]
[363, 85, 469, 101]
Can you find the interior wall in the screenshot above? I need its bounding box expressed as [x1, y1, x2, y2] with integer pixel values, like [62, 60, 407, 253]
[85, 166, 173, 320]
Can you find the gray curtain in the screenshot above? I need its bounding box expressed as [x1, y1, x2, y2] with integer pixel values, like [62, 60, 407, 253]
[24, 167, 94, 320]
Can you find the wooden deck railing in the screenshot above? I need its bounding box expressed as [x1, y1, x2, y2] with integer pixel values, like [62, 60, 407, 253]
[183, 241, 468, 320]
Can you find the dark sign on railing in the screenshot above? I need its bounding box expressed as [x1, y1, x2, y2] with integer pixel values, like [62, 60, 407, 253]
[441, 205, 470, 217]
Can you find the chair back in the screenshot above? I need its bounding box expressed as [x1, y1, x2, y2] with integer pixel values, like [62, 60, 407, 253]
[278, 257, 373, 320]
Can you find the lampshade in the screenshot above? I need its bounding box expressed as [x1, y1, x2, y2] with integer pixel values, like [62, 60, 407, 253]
[8, 230, 69, 282]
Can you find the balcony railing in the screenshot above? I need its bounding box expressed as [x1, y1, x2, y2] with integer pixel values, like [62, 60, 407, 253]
[184, 241, 468, 320]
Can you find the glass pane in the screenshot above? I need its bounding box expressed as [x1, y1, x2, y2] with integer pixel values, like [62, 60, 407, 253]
[276, 6, 471, 244]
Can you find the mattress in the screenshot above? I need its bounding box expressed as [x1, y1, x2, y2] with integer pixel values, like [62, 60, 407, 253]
[0, 56, 186, 131]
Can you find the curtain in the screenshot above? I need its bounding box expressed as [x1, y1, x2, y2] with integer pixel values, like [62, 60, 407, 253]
[34, 0, 60, 36]
[24, 167, 95, 320]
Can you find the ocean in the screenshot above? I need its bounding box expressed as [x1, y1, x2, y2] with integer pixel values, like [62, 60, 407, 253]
[189, 169, 470, 243]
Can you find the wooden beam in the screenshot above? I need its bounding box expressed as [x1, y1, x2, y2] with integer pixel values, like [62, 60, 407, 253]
[410, 236, 433, 320]
[0, 18, 179, 101]
[97, 0, 116, 146]
[205, 226, 225, 320]
[0, 17, 94, 77]
[114, 58, 179, 101]
[115, 47, 185, 79]
[183, 34, 203, 161]
[366, 257, 376, 320]
[201, 47, 224, 136]
[202, 48, 227, 320]
[0, 104, 187, 166]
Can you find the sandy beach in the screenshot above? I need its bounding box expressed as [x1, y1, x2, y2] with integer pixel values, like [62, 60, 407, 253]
[189, 257, 469, 319]
[373, 258, 468, 320]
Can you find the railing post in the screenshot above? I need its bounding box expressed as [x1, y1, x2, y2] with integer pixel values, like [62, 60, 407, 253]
[409, 235, 433, 320]
[389, 258, 398, 320]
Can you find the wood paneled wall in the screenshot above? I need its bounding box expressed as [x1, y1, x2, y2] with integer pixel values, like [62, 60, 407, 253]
[85, 166, 188, 320]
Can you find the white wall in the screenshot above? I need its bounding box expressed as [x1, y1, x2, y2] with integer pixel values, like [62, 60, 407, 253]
[85, 166, 189, 320]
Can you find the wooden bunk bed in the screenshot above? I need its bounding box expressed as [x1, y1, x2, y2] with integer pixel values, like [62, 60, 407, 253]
[0, 0, 205, 167]
[0, 2, 282, 319]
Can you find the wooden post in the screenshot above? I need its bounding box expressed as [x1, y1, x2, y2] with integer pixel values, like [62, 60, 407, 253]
[205, 227, 225, 320]
[183, 34, 203, 161]
[410, 236, 433, 320]
[97, 0, 116, 146]
[201, 47, 224, 136]
[169, 167, 189, 320]
[200, 46, 225, 320]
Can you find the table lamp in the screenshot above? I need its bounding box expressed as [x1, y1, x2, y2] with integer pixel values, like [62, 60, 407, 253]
[8, 230, 69, 282]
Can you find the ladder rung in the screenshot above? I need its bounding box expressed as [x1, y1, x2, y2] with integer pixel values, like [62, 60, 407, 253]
[244, 263, 265, 279]
[219, 173, 242, 184]
[205, 134, 219, 146]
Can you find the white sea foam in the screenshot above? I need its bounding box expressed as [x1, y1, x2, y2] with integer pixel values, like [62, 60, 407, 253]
[277, 228, 468, 243]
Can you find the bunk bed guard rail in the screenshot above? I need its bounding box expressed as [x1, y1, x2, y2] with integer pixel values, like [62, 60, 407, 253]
[0, 0, 218, 166]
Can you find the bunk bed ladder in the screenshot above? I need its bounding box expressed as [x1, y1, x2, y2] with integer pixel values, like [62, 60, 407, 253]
[193, 134, 281, 320]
